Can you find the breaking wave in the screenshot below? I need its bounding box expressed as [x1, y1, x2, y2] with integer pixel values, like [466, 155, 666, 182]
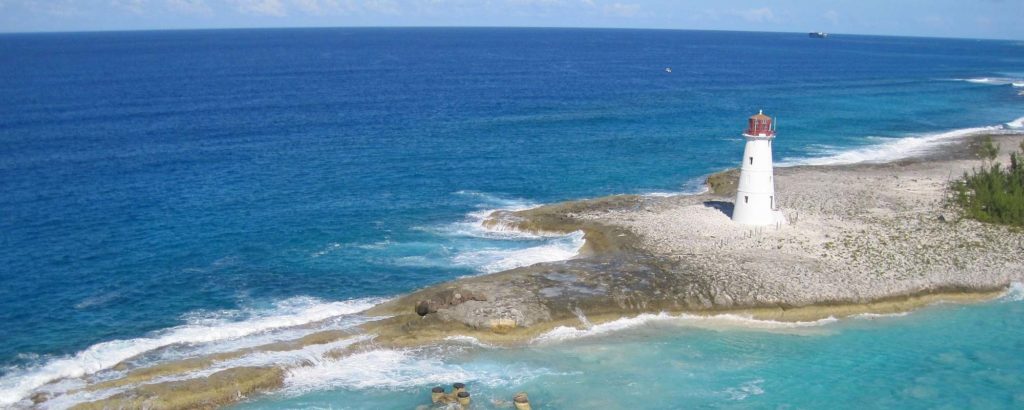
[282, 347, 553, 394]
[1002, 282, 1024, 302]
[451, 231, 585, 273]
[781, 116, 1024, 166]
[955, 77, 1023, 86]
[436, 191, 551, 240]
[0, 297, 382, 407]
[852, 312, 911, 319]
[402, 191, 586, 274]
[532, 312, 839, 344]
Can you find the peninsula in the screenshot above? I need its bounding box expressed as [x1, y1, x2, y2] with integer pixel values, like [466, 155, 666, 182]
[53, 132, 1024, 409]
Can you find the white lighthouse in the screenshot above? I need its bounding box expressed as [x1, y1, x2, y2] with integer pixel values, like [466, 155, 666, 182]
[732, 110, 779, 226]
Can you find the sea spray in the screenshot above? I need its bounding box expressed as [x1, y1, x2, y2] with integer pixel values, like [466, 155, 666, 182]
[0, 297, 382, 407]
[532, 312, 840, 344]
[852, 312, 911, 319]
[781, 116, 1024, 166]
[957, 77, 1024, 86]
[451, 231, 586, 274]
[281, 347, 555, 394]
[443, 335, 496, 348]
[403, 191, 588, 273]
[1002, 282, 1024, 302]
[39, 336, 378, 409]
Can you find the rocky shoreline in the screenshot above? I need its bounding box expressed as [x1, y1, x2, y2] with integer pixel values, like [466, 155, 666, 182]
[364, 134, 1024, 338]
[42, 134, 1024, 409]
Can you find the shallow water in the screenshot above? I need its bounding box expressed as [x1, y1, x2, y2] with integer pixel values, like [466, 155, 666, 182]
[233, 295, 1024, 409]
[2, 28, 1024, 407]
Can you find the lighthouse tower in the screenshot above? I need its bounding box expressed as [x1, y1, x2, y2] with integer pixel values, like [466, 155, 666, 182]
[732, 110, 778, 226]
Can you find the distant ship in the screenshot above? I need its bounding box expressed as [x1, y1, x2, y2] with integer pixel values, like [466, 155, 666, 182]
[809, 32, 828, 39]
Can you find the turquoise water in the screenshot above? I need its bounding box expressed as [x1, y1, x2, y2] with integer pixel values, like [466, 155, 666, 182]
[1, 28, 1023, 408]
[236, 291, 1024, 409]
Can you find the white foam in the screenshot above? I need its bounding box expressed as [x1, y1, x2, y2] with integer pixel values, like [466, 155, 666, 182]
[41, 336, 377, 410]
[439, 191, 588, 273]
[197, 335, 373, 377]
[421, 191, 554, 240]
[452, 190, 537, 210]
[0, 297, 383, 407]
[783, 118, 1024, 167]
[310, 242, 343, 258]
[1002, 282, 1024, 302]
[140, 311, 377, 368]
[642, 177, 711, 198]
[283, 347, 551, 394]
[643, 185, 709, 198]
[852, 312, 911, 319]
[443, 208, 558, 240]
[452, 231, 586, 273]
[958, 77, 1022, 86]
[724, 378, 765, 401]
[1013, 82, 1024, 88]
[443, 335, 495, 348]
[38, 382, 125, 410]
[533, 312, 838, 344]
[399, 191, 586, 273]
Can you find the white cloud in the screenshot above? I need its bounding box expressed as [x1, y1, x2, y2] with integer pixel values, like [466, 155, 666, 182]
[736, 7, 775, 23]
[166, 0, 213, 16]
[26, 0, 80, 17]
[230, 0, 287, 16]
[291, 0, 321, 13]
[362, 0, 399, 14]
[603, 2, 639, 18]
[111, 0, 148, 14]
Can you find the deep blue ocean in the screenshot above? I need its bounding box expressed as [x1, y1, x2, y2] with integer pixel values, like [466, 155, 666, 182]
[1, 28, 1023, 408]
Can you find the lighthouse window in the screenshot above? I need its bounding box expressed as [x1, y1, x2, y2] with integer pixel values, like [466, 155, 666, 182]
[744, 196, 749, 204]
[749, 157, 753, 165]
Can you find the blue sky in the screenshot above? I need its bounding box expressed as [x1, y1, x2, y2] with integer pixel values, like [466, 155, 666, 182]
[1, 0, 1022, 39]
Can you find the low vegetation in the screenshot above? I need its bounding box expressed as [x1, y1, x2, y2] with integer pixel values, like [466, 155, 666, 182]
[950, 137, 1024, 226]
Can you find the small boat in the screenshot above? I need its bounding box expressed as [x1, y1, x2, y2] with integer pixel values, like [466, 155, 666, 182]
[665, 67, 672, 73]
[809, 32, 828, 39]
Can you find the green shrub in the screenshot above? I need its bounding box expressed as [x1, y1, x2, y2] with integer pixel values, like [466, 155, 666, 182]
[951, 137, 1024, 226]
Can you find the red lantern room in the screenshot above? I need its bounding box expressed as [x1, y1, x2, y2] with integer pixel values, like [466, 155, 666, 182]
[745, 110, 775, 137]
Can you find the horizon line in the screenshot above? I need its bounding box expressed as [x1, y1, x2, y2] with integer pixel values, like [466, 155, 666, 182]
[0, 25, 1018, 43]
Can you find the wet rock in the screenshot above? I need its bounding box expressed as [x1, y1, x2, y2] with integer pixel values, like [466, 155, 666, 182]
[414, 288, 487, 316]
[30, 392, 49, 404]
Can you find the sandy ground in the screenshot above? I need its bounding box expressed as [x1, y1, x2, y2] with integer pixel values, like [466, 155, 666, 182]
[573, 137, 1024, 307]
